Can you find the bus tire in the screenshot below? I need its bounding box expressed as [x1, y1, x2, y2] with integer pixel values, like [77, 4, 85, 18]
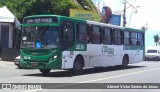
[121, 55, 129, 69]
[39, 69, 51, 75]
[17, 65, 22, 69]
[72, 57, 84, 75]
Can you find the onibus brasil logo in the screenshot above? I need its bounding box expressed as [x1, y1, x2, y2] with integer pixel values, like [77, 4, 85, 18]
[1, 83, 42, 90]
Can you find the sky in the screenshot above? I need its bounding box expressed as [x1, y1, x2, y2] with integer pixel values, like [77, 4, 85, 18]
[91, 0, 160, 48]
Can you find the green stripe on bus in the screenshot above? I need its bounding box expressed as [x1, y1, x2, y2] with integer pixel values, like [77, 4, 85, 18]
[124, 45, 144, 50]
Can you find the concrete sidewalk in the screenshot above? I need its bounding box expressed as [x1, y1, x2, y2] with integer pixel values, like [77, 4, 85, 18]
[0, 58, 16, 69]
[0, 58, 13, 62]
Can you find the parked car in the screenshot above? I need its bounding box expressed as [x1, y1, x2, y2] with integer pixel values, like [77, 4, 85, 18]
[145, 46, 160, 61]
[14, 56, 21, 68]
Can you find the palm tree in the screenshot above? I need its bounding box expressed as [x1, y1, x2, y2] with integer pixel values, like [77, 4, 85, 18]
[154, 34, 159, 46]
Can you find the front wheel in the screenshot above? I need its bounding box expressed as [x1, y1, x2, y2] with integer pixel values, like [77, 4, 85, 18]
[17, 65, 22, 69]
[72, 57, 84, 75]
[39, 69, 51, 75]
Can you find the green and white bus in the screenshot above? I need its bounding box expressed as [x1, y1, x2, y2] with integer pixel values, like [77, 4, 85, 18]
[20, 14, 145, 75]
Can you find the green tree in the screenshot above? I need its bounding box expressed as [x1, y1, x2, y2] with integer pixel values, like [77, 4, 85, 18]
[0, 0, 97, 22]
[154, 34, 159, 46]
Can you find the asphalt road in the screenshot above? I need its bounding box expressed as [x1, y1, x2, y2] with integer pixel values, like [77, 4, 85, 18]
[0, 60, 160, 92]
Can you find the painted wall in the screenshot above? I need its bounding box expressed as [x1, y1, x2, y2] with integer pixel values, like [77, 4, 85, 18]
[0, 22, 13, 48]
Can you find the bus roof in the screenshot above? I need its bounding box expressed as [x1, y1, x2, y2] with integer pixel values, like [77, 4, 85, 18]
[87, 21, 124, 29]
[23, 14, 145, 32]
[125, 27, 145, 33]
[24, 14, 58, 18]
[24, 14, 86, 21]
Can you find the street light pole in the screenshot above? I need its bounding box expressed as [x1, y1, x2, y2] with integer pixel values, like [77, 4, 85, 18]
[122, 0, 140, 27]
[128, 0, 140, 27]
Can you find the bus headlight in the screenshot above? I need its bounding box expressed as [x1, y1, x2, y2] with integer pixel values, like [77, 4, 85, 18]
[48, 55, 58, 62]
[54, 55, 57, 59]
[23, 56, 31, 60]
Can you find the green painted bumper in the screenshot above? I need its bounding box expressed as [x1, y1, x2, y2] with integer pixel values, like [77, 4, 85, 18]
[20, 58, 61, 69]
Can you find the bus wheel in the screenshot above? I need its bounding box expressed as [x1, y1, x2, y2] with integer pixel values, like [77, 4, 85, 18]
[39, 69, 51, 75]
[17, 65, 22, 69]
[72, 57, 84, 75]
[121, 56, 128, 69]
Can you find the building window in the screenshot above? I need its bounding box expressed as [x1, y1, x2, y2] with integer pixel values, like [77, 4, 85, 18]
[103, 28, 111, 45]
[91, 26, 101, 44]
[77, 24, 89, 43]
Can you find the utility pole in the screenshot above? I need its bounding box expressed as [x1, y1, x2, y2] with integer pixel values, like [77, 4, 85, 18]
[123, 2, 127, 27]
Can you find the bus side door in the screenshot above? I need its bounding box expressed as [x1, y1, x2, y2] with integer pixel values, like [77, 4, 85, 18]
[61, 21, 75, 69]
[61, 21, 74, 51]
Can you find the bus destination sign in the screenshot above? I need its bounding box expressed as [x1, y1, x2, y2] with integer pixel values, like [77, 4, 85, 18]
[23, 17, 58, 24]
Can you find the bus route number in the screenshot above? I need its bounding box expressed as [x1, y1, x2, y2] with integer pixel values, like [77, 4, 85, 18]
[76, 44, 84, 50]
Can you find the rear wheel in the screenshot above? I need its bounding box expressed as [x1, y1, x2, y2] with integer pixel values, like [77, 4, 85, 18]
[145, 58, 148, 61]
[72, 57, 84, 75]
[121, 56, 129, 69]
[39, 69, 51, 75]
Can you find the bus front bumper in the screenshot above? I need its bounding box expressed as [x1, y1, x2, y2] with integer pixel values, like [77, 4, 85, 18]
[20, 59, 61, 69]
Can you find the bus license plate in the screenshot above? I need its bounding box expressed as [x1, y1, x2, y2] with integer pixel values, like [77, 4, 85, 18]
[31, 63, 38, 67]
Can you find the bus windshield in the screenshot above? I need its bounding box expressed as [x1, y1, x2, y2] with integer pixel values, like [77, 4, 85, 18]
[20, 26, 59, 49]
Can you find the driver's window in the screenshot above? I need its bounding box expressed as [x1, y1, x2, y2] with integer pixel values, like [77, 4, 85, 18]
[62, 22, 74, 43]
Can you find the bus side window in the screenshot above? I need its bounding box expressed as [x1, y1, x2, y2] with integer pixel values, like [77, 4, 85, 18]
[112, 29, 121, 45]
[77, 24, 89, 43]
[114, 29, 122, 45]
[103, 27, 111, 45]
[131, 32, 137, 45]
[138, 33, 144, 46]
[121, 30, 124, 44]
[124, 31, 130, 45]
[111, 28, 115, 44]
[91, 26, 101, 44]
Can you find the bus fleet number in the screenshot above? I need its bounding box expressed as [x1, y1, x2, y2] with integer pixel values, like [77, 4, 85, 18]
[76, 44, 84, 50]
